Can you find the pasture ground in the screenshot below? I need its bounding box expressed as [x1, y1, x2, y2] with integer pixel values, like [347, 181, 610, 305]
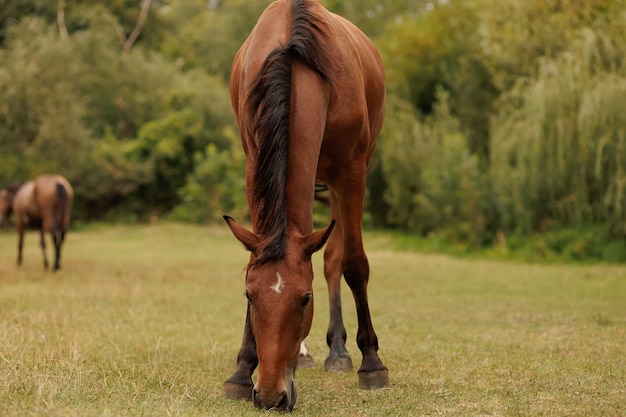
[0, 223, 624, 416]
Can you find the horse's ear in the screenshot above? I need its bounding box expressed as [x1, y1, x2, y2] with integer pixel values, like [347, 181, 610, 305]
[302, 220, 335, 256]
[223, 216, 260, 254]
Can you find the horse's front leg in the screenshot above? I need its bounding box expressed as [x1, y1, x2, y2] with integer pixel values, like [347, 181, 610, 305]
[322, 197, 353, 372]
[223, 304, 258, 401]
[17, 227, 25, 266]
[342, 246, 391, 388]
[338, 174, 391, 390]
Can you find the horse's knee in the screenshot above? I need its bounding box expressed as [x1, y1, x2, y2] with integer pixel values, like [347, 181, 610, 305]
[342, 254, 369, 288]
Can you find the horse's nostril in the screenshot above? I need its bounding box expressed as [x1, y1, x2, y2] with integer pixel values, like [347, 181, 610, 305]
[252, 388, 262, 409]
[276, 391, 289, 411]
[252, 388, 290, 411]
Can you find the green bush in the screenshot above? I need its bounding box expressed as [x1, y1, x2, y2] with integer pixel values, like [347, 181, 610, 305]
[379, 91, 492, 246]
[170, 138, 247, 224]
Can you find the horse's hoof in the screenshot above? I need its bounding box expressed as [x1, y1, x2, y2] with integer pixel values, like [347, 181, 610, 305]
[297, 353, 315, 368]
[358, 368, 392, 389]
[324, 355, 353, 373]
[223, 381, 253, 401]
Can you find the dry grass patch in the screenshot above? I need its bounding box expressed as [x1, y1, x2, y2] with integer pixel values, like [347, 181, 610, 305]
[0, 224, 625, 416]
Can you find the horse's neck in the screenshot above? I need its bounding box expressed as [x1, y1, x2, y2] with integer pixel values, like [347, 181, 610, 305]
[283, 61, 329, 237]
[284, 168, 316, 237]
[284, 200, 314, 237]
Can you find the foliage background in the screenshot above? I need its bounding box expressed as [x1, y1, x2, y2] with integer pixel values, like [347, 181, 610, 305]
[0, 0, 624, 261]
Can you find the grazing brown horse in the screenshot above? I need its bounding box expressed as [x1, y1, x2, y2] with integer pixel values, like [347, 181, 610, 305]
[0, 174, 74, 271]
[223, 0, 389, 410]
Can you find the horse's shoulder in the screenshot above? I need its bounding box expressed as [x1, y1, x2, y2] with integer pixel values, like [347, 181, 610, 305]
[12, 181, 35, 211]
[16, 180, 35, 195]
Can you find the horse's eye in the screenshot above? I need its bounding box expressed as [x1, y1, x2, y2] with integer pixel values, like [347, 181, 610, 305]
[300, 294, 312, 308]
[245, 291, 253, 304]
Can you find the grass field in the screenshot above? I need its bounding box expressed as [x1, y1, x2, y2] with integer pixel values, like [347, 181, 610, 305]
[0, 223, 625, 416]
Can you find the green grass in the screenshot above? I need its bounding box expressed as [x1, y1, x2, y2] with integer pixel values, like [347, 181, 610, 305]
[0, 223, 625, 416]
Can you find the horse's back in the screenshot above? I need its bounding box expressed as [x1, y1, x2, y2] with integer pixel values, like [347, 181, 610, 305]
[299, 1, 385, 138]
[12, 181, 37, 221]
[231, 0, 385, 173]
[229, 0, 291, 126]
[325, 12, 385, 137]
[34, 175, 74, 201]
[305, 2, 385, 179]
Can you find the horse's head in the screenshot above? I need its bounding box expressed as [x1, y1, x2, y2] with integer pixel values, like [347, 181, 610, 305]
[224, 216, 334, 411]
[0, 186, 17, 226]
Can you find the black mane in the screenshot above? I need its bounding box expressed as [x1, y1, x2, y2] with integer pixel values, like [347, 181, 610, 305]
[5, 181, 22, 194]
[247, 0, 331, 264]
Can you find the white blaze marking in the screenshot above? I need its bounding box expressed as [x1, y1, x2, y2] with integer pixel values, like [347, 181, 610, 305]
[300, 340, 308, 356]
[270, 272, 284, 294]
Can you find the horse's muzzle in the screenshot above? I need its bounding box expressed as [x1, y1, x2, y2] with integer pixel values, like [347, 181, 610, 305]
[252, 380, 296, 412]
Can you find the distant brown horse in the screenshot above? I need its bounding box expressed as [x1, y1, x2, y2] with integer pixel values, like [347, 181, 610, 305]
[0, 174, 74, 271]
[223, 0, 389, 410]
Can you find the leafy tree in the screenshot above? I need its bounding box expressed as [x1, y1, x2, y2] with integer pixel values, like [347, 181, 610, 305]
[491, 24, 626, 236]
[0, 0, 167, 49]
[324, 0, 425, 37]
[159, 0, 272, 79]
[0, 18, 90, 182]
[0, 6, 238, 221]
[476, 0, 617, 92]
[0, 0, 56, 46]
[1, 0, 625, 259]
[379, 0, 498, 159]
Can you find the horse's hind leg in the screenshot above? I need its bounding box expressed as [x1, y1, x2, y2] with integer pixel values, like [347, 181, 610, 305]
[337, 171, 391, 389]
[297, 340, 314, 368]
[52, 230, 62, 271]
[223, 304, 258, 401]
[322, 191, 352, 372]
[40, 228, 49, 269]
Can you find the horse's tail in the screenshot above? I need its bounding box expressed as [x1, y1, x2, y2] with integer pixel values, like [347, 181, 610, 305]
[248, 0, 331, 263]
[54, 182, 69, 233]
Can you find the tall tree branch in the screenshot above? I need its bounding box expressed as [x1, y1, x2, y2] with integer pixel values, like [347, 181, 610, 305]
[57, 0, 69, 41]
[123, 0, 152, 53]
